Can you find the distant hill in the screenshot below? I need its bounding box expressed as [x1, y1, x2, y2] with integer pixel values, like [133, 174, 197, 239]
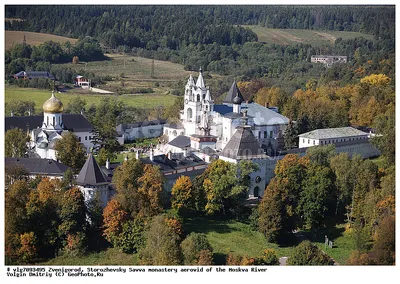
[245, 26, 374, 46]
[5, 30, 78, 50]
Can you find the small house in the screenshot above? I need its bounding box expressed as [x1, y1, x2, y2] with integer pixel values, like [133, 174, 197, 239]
[75, 75, 90, 89]
[14, 71, 55, 80]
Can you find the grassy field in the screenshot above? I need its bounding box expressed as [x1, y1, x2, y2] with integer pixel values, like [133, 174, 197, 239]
[57, 53, 192, 81]
[245, 26, 374, 46]
[4, 86, 176, 113]
[184, 218, 294, 264]
[5, 30, 78, 50]
[39, 218, 355, 265]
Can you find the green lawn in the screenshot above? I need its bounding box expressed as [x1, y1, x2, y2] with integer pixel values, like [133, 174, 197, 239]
[299, 223, 356, 265]
[42, 248, 139, 266]
[245, 26, 374, 46]
[5, 86, 175, 113]
[38, 218, 354, 265]
[183, 218, 294, 264]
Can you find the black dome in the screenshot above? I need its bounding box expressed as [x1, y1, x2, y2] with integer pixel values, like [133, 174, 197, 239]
[233, 95, 242, 104]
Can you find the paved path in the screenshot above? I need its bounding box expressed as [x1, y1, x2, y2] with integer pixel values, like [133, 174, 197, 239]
[279, 257, 288, 266]
[90, 87, 114, 94]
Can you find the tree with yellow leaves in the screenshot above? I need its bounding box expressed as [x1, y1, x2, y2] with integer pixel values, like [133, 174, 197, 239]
[360, 74, 391, 87]
[171, 176, 195, 217]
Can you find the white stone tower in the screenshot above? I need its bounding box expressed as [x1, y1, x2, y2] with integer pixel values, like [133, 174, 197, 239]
[182, 68, 209, 135]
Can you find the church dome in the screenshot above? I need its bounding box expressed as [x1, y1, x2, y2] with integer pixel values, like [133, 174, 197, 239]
[43, 93, 63, 113]
[233, 94, 242, 105]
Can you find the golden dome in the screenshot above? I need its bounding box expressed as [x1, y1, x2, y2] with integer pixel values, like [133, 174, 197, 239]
[43, 92, 63, 113]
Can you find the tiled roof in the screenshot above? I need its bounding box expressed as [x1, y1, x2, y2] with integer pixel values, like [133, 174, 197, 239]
[213, 104, 233, 115]
[223, 80, 244, 104]
[242, 103, 289, 126]
[298, 127, 369, 140]
[220, 126, 268, 160]
[5, 157, 69, 176]
[14, 71, 55, 80]
[77, 154, 108, 186]
[168, 135, 191, 149]
[5, 114, 93, 132]
[141, 153, 207, 172]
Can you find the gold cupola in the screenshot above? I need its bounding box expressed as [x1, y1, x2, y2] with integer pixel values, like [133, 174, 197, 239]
[43, 92, 63, 113]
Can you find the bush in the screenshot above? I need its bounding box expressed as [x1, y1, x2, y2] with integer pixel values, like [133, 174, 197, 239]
[181, 232, 212, 265]
[170, 89, 181, 96]
[287, 240, 333, 265]
[131, 88, 154, 94]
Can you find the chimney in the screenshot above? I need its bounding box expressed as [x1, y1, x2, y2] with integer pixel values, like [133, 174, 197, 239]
[150, 148, 154, 161]
[105, 159, 110, 169]
[136, 150, 140, 160]
[265, 102, 269, 108]
[167, 151, 172, 160]
[28, 109, 31, 116]
[183, 147, 188, 157]
[10, 112, 14, 117]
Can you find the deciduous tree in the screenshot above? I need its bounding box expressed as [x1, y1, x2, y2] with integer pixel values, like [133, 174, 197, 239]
[139, 215, 182, 265]
[54, 132, 86, 171]
[5, 128, 30, 158]
[181, 232, 213, 265]
[171, 176, 195, 216]
[287, 240, 333, 265]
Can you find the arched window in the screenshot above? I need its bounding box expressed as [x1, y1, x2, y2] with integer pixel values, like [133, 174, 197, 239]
[205, 105, 208, 111]
[52, 117, 55, 126]
[47, 116, 49, 126]
[197, 94, 200, 102]
[254, 186, 260, 198]
[187, 108, 193, 120]
[58, 116, 61, 125]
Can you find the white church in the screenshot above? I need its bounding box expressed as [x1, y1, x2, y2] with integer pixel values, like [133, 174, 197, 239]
[5, 92, 95, 160]
[160, 69, 291, 198]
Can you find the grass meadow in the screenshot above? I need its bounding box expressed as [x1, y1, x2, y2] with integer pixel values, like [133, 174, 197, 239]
[245, 26, 374, 46]
[5, 86, 176, 113]
[5, 30, 78, 50]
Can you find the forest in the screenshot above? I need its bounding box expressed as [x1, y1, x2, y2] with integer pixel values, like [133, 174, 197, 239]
[4, 5, 395, 93]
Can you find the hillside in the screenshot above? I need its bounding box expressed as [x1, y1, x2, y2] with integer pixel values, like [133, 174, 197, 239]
[59, 53, 193, 81]
[5, 30, 78, 50]
[4, 87, 176, 113]
[245, 26, 374, 46]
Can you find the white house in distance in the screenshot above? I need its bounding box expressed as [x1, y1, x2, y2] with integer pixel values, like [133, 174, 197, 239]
[298, 127, 369, 148]
[5, 92, 95, 160]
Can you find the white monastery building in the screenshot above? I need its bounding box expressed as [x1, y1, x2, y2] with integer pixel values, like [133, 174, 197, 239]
[298, 127, 370, 148]
[5, 92, 95, 160]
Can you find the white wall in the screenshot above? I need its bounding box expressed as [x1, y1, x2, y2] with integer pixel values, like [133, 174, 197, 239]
[78, 184, 110, 208]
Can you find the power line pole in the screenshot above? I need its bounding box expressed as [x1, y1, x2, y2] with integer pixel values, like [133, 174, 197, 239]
[151, 58, 155, 78]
